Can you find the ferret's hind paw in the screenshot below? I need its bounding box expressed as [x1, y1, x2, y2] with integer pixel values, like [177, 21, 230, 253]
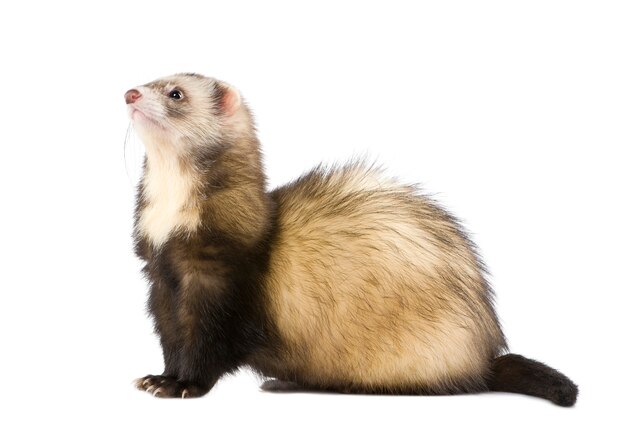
[260, 379, 304, 392]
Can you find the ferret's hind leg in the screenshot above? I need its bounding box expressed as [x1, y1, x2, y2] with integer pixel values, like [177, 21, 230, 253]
[260, 379, 306, 392]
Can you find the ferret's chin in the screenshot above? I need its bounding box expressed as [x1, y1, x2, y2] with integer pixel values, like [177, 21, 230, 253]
[130, 108, 151, 124]
[131, 111, 167, 133]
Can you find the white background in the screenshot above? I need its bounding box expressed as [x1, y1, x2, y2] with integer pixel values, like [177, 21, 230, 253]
[1, 1, 624, 436]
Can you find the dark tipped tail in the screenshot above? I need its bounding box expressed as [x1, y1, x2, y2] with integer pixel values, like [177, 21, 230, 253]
[487, 354, 578, 407]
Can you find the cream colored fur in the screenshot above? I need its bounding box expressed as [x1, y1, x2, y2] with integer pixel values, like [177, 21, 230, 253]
[259, 164, 502, 391]
[129, 75, 246, 248]
[138, 148, 201, 248]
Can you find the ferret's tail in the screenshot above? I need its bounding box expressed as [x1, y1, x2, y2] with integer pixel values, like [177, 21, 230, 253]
[487, 353, 578, 407]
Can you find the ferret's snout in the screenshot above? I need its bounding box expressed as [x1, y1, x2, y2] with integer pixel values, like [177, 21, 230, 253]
[125, 89, 142, 104]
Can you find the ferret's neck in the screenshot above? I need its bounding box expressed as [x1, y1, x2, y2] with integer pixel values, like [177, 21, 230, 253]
[137, 134, 271, 249]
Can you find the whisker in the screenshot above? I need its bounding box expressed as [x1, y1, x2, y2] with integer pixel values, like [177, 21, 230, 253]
[124, 123, 133, 183]
[124, 123, 146, 187]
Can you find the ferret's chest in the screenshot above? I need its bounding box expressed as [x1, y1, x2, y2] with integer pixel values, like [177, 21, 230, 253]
[137, 162, 201, 248]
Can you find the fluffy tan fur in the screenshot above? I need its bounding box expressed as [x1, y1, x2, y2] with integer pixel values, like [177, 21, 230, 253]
[251, 164, 505, 393]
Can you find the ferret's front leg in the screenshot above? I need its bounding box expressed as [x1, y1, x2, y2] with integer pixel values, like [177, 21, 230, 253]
[136, 272, 239, 398]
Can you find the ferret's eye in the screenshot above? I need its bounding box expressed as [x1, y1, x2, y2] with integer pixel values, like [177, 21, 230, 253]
[169, 89, 183, 100]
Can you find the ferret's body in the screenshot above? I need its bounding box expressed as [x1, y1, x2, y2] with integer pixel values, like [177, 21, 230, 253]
[126, 73, 577, 405]
[252, 165, 504, 394]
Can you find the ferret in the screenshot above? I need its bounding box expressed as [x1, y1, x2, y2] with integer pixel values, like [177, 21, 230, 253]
[125, 73, 578, 406]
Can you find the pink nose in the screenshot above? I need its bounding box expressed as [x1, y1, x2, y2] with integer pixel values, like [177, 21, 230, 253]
[125, 89, 142, 104]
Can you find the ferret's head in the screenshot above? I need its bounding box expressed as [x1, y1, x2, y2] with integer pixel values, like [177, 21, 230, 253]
[125, 73, 249, 153]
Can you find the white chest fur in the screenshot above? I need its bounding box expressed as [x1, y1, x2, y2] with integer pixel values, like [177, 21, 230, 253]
[138, 154, 201, 248]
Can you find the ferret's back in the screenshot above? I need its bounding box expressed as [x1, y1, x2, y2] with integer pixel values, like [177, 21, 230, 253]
[257, 164, 506, 393]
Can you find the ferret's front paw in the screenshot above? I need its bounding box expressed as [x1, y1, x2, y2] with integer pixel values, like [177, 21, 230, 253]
[134, 374, 169, 393]
[134, 374, 207, 398]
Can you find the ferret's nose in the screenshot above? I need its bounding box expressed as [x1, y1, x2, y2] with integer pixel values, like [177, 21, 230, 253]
[125, 89, 142, 104]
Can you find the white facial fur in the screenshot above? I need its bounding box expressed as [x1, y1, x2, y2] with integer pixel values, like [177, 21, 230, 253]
[128, 74, 223, 152]
[126, 73, 243, 247]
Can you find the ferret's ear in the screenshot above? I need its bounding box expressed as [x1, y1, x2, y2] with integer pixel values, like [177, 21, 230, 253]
[216, 82, 241, 116]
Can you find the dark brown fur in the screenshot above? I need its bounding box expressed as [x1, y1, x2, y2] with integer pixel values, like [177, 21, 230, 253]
[487, 354, 578, 407]
[133, 126, 278, 397]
